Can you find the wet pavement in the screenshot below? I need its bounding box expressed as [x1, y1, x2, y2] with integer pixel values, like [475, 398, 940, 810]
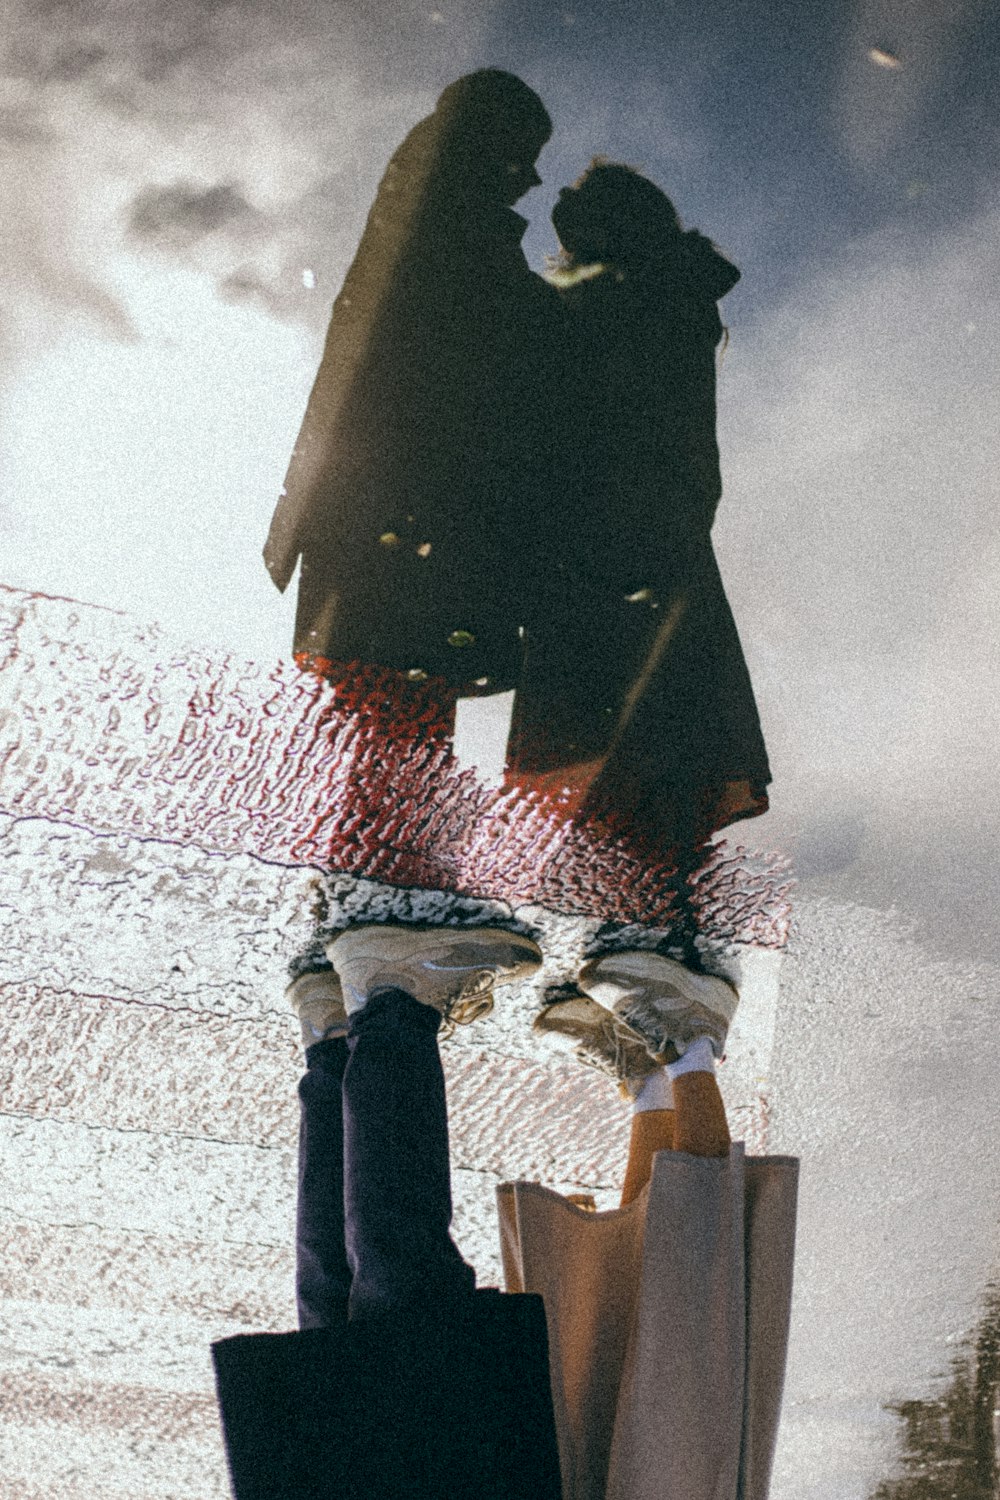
[1, 587, 998, 1499]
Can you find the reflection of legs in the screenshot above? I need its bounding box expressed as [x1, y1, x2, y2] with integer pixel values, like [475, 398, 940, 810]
[327, 924, 542, 1317]
[343, 988, 476, 1318]
[620, 1107, 674, 1206]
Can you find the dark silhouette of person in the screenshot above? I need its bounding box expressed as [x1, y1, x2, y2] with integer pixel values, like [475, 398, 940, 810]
[506, 161, 771, 862]
[263, 69, 560, 694]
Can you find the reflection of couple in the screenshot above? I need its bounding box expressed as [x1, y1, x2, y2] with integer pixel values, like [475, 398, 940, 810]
[263, 67, 770, 860]
[213, 72, 796, 1500]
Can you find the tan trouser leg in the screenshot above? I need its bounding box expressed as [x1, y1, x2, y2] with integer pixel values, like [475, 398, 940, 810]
[672, 1070, 731, 1157]
[620, 1108, 675, 1206]
[621, 1069, 731, 1204]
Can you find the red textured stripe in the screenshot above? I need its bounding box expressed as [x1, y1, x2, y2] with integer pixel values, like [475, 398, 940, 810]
[1, 589, 790, 945]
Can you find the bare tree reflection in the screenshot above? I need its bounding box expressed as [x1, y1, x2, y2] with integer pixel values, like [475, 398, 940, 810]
[871, 1284, 1000, 1500]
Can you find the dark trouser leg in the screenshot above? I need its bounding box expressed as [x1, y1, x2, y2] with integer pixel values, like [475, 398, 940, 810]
[343, 987, 476, 1319]
[295, 1037, 351, 1330]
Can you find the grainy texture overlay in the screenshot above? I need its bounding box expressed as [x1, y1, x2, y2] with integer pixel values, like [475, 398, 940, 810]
[6, 588, 997, 1500]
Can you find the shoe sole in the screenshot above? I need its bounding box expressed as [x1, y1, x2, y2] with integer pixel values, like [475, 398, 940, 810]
[286, 970, 349, 1042]
[327, 925, 543, 982]
[542, 987, 649, 1052]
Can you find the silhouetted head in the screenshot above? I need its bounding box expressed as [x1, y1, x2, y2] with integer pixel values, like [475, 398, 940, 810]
[432, 70, 552, 206]
[552, 160, 682, 268]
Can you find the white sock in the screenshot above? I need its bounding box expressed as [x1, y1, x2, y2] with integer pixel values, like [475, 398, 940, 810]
[302, 1016, 349, 1046]
[630, 1069, 674, 1113]
[342, 984, 369, 1017]
[342, 981, 405, 1017]
[665, 1035, 716, 1080]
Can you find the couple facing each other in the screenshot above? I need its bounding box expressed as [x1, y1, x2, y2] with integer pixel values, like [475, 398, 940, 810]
[264, 67, 771, 859]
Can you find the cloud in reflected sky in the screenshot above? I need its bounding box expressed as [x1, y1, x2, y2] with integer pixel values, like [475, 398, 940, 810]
[1, 0, 997, 947]
[128, 180, 263, 249]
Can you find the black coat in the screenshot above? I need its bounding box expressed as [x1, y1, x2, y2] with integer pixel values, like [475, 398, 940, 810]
[507, 234, 771, 837]
[264, 111, 561, 691]
[212, 1290, 562, 1500]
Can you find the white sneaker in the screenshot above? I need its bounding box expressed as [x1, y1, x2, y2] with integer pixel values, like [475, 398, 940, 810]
[326, 925, 543, 1025]
[576, 951, 738, 1061]
[532, 993, 664, 1099]
[286, 968, 349, 1046]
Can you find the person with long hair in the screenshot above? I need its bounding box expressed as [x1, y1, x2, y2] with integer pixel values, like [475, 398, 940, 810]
[507, 160, 771, 939]
[519, 157, 774, 1149]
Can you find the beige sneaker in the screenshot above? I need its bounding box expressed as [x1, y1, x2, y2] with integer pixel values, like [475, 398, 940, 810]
[326, 925, 543, 1028]
[533, 993, 666, 1099]
[286, 968, 349, 1047]
[576, 951, 738, 1061]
